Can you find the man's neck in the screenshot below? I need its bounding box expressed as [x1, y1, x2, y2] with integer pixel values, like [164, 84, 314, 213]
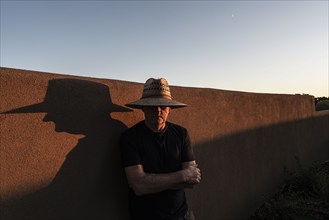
[144, 121, 166, 133]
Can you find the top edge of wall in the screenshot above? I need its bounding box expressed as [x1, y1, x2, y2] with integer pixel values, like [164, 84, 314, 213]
[0, 67, 314, 98]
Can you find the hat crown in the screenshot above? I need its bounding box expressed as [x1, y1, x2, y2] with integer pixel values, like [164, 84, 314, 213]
[142, 78, 172, 99]
[125, 77, 187, 109]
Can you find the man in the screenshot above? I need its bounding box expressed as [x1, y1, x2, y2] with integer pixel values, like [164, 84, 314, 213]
[120, 78, 201, 220]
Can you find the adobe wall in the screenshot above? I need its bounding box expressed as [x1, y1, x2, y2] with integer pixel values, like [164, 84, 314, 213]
[1, 67, 328, 220]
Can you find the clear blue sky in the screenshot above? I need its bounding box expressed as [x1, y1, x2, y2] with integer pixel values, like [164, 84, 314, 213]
[1, 1, 328, 97]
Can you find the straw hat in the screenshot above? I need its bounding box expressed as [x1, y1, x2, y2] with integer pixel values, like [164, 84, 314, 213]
[126, 78, 187, 109]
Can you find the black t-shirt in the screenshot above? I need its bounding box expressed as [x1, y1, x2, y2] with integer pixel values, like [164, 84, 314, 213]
[120, 121, 195, 220]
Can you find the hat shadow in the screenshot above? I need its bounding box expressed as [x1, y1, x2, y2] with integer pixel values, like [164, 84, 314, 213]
[2, 79, 131, 219]
[4, 78, 131, 135]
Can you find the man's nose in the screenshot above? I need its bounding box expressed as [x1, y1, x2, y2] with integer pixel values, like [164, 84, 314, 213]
[153, 107, 162, 116]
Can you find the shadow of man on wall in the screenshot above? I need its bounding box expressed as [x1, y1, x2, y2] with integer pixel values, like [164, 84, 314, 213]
[2, 79, 131, 220]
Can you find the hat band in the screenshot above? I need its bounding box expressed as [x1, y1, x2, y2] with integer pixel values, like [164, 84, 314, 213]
[141, 94, 172, 100]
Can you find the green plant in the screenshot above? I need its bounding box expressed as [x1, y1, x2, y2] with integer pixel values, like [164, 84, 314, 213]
[316, 100, 329, 111]
[250, 161, 329, 220]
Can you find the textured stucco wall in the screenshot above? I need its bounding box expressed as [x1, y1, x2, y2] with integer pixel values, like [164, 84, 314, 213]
[1, 67, 328, 220]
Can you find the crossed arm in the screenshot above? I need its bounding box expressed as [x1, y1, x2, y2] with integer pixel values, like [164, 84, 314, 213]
[124, 160, 201, 196]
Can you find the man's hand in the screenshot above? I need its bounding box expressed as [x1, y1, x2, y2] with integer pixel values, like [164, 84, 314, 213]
[182, 164, 201, 185]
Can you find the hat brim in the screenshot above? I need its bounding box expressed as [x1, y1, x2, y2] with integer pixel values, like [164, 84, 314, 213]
[2, 102, 46, 114]
[126, 97, 187, 109]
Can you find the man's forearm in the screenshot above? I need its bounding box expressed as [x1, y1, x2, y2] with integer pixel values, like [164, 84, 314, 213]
[125, 163, 200, 196]
[133, 171, 184, 196]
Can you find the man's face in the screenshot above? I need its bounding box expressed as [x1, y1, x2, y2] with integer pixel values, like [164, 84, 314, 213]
[142, 106, 170, 129]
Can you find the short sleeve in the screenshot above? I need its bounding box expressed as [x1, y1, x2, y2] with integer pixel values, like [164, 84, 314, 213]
[181, 128, 195, 162]
[120, 131, 142, 168]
